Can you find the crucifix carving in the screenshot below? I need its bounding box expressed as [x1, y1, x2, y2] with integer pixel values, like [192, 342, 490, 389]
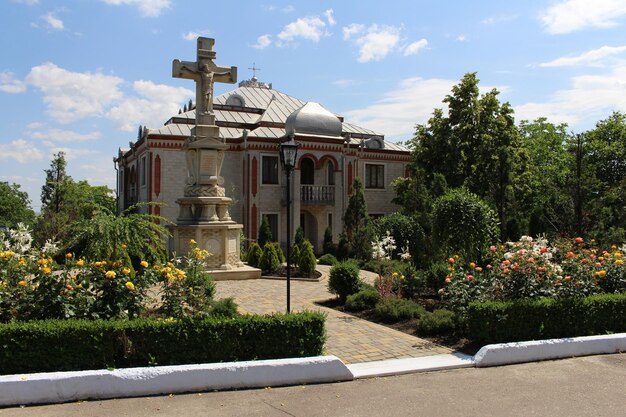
[172, 37, 237, 126]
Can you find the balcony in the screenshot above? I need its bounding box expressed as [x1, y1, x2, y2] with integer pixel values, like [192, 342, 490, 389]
[301, 185, 335, 205]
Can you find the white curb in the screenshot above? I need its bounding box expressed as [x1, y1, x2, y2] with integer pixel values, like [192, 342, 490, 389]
[347, 353, 474, 378]
[0, 355, 353, 407]
[473, 332, 626, 367]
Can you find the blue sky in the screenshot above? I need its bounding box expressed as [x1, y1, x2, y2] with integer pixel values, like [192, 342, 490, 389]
[2, 0, 626, 211]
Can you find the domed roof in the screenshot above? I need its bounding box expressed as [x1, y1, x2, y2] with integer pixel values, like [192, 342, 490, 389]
[285, 102, 342, 138]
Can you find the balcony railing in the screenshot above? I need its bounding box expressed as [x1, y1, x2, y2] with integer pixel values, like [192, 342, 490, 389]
[301, 185, 335, 204]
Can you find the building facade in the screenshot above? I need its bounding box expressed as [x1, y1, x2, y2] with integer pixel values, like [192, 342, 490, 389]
[115, 78, 411, 254]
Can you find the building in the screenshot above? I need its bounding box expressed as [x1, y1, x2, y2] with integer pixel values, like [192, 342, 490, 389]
[115, 77, 411, 254]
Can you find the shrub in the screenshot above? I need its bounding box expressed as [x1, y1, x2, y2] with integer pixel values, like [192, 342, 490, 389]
[0, 312, 326, 374]
[328, 260, 362, 302]
[290, 244, 300, 266]
[418, 309, 456, 335]
[294, 226, 305, 248]
[258, 216, 272, 247]
[209, 298, 238, 317]
[336, 232, 350, 260]
[273, 242, 286, 264]
[298, 240, 317, 276]
[323, 227, 335, 254]
[427, 261, 450, 291]
[246, 242, 262, 268]
[373, 213, 425, 264]
[432, 188, 499, 262]
[375, 297, 426, 323]
[467, 293, 626, 345]
[318, 253, 338, 266]
[345, 286, 379, 311]
[259, 242, 280, 274]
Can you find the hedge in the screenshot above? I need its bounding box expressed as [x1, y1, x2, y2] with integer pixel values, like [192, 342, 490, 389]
[0, 312, 326, 375]
[467, 293, 626, 345]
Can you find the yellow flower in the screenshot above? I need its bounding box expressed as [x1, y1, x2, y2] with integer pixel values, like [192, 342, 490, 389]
[65, 253, 73, 259]
[76, 259, 85, 267]
[105, 270, 116, 279]
[598, 270, 607, 277]
[122, 267, 131, 275]
[392, 272, 398, 277]
[190, 239, 197, 245]
[475, 267, 483, 272]
[125, 281, 135, 291]
[469, 262, 476, 269]
[121, 244, 127, 249]
[614, 252, 623, 258]
[616, 259, 623, 266]
[611, 245, 617, 250]
[42, 266, 51, 274]
[140, 261, 149, 268]
[18, 280, 28, 287]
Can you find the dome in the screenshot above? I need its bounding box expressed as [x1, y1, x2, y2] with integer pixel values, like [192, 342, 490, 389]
[285, 102, 342, 137]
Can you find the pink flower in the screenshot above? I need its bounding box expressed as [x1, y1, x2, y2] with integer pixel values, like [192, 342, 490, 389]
[595, 262, 602, 268]
[540, 247, 549, 254]
[528, 257, 535, 263]
[489, 245, 497, 252]
[466, 275, 474, 281]
[575, 237, 584, 244]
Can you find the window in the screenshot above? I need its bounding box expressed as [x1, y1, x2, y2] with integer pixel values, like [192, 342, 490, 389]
[262, 155, 279, 184]
[327, 161, 335, 185]
[263, 213, 279, 242]
[365, 164, 385, 189]
[300, 158, 314, 185]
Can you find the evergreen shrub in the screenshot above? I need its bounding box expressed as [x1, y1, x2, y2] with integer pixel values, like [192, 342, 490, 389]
[328, 260, 362, 302]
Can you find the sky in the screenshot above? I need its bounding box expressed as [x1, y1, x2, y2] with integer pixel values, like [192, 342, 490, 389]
[2, 0, 626, 211]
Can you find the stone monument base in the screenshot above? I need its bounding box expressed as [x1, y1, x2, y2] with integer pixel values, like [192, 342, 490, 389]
[169, 222, 261, 281]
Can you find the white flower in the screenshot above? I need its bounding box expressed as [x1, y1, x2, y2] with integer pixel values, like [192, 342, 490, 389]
[504, 252, 514, 260]
[520, 235, 533, 243]
[8, 223, 33, 255]
[42, 239, 60, 256]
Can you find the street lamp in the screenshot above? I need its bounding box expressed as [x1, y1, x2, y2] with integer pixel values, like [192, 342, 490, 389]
[280, 135, 299, 313]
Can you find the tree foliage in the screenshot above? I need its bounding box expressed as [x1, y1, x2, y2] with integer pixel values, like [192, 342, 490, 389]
[0, 182, 36, 228]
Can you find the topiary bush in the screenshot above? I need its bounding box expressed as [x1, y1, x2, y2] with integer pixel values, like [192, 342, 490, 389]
[432, 187, 499, 262]
[247, 242, 262, 268]
[209, 298, 238, 317]
[318, 253, 338, 266]
[418, 309, 456, 335]
[273, 242, 285, 264]
[294, 226, 305, 248]
[259, 242, 280, 274]
[290, 244, 300, 267]
[328, 260, 362, 302]
[375, 298, 426, 323]
[323, 226, 335, 254]
[298, 239, 317, 276]
[345, 286, 380, 311]
[258, 215, 272, 247]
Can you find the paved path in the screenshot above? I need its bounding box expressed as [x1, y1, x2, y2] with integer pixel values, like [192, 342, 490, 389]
[215, 266, 451, 364]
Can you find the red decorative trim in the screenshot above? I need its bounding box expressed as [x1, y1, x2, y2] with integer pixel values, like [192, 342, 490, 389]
[251, 156, 258, 197]
[317, 154, 339, 171]
[296, 153, 319, 170]
[251, 204, 258, 240]
[154, 205, 161, 224]
[154, 154, 161, 197]
[348, 161, 353, 195]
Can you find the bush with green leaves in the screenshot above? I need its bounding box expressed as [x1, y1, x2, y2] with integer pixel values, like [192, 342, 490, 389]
[418, 309, 456, 335]
[259, 242, 280, 274]
[298, 239, 317, 276]
[373, 213, 425, 264]
[345, 285, 380, 311]
[432, 188, 499, 262]
[273, 242, 286, 264]
[290, 243, 300, 266]
[208, 298, 238, 317]
[246, 242, 262, 268]
[328, 260, 362, 302]
[258, 215, 272, 247]
[318, 253, 337, 266]
[294, 226, 305, 248]
[375, 297, 426, 323]
[323, 227, 335, 254]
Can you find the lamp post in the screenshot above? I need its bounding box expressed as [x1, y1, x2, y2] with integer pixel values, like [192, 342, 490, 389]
[280, 135, 299, 313]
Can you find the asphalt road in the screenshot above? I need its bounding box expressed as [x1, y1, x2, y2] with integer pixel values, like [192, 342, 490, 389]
[1, 354, 624, 417]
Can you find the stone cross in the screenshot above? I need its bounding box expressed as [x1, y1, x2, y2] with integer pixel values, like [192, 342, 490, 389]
[172, 37, 237, 126]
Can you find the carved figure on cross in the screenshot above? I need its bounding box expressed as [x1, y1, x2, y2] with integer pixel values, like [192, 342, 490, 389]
[172, 37, 237, 123]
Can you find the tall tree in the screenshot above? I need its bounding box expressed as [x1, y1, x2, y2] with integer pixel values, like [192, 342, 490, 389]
[41, 151, 70, 215]
[343, 177, 373, 260]
[0, 182, 36, 228]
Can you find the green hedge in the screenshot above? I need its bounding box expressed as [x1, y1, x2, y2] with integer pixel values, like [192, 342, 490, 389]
[0, 312, 326, 375]
[467, 293, 626, 345]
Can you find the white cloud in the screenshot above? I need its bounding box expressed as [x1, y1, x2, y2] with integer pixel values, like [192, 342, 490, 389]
[42, 12, 64, 30]
[403, 39, 428, 56]
[12, 0, 39, 5]
[351, 24, 401, 63]
[325, 9, 336, 26]
[282, 5, 295, 13]
[482, 14, 517, 25]
[332, 79, 357, 88]
[277, 15, 328, 43]
[455, 35, 468, 42]
[515, 63, 626, 126]
[540, 45, 626, 67]
[0, 140, 44, 163]
[182, 30, 211, 41]
[541, 0, 626, 34]
[100, 0, 171, 18]
[46, 147, 98, 162]
[252, 34, 272, 49]
[107, 80, 192, 131]
[0, 71, 27, 93]
[30, 128, 102, 143]
[344, 76, 458, 138]
[26, 63, 124, 123]
[343, 23, 364, 40]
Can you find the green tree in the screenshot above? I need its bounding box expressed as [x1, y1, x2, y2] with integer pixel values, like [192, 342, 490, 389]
[322, 226, 335, 254]
[258, 215, 272, 246]
[298, 239, 317, 276]
[343, 177, 373, 260]
[0, 182, 36, 228]
[41, 151, 70, 215]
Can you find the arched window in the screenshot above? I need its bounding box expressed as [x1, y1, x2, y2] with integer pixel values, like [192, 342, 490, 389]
[300, 158, 315, 185]
[327, 161, 335, 185]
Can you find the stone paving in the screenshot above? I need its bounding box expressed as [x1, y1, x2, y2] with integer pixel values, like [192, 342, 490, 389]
[215, 265, 451, 364]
